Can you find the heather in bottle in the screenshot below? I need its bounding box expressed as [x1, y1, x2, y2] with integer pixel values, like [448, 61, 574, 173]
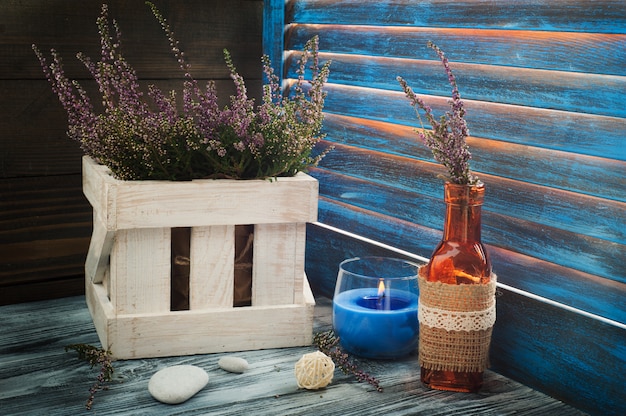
[398, 42, 496, 392]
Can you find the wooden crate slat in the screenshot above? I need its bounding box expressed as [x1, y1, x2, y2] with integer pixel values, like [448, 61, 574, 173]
[82, 156, 115, 228]
[113, 297, 314, 359]
[293, 223, 307, 305]
[86, 270, 315, 359]
[189, 225, 235, 310]
[252, 223, 306, 306]
[83, 156, 318, 230]
[111, 178, 317, 228]
[110, 228, 171, 314]
[85, 278, 115, 351]
[288, 0, 626, 34]
[84, 214, 114, 284]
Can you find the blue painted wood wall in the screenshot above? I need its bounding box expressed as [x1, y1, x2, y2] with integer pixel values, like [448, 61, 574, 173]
[264, 1, 625, 415]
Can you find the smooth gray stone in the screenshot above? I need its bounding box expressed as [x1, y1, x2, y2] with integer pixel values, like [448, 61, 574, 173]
[218, 356, 249, 373]
[148, 365, 209, 404]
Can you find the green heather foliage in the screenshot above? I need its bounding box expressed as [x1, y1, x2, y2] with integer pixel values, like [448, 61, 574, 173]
[33, 3, 331, 181]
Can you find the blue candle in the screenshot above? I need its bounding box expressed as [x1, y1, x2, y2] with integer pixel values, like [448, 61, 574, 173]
[333, 287, 418, 359]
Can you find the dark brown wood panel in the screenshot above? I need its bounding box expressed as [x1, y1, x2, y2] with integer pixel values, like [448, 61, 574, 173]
[0, 0, 264, 303]
[1, 0, 263, 80]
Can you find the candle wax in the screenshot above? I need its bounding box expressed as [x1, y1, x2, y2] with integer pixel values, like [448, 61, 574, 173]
[333, 288, 418, 359]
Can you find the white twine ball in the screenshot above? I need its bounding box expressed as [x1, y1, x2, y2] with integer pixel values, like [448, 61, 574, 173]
[294, 350, 335, 390]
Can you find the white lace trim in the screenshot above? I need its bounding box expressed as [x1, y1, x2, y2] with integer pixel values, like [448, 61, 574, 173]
[418, 302, 496, 332]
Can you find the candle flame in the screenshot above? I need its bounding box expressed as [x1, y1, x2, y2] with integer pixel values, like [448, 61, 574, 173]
[377, 279, 385, 297]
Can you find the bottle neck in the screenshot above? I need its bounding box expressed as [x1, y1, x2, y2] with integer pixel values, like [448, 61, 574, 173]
[442, 182, 485, 243]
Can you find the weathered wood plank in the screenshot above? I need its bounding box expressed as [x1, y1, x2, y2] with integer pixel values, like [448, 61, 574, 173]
[0, 174, 91, 288]
[0, 275, 84, 306]
[318, 83, 626, 161]
[189, 225, 235, 309]
[490, 289, 626, 416]
[0, 295, 592, 415]
[288, 25, 626, 77]
[287, 0, 626, 34]
[320, 114, 626, 204]
[286, 25, 626, 78]
[263, 0, 285, 82]
[315, 143, 626, 250]
[110, 227, 171, 315]
[317, 184, 624, 289]
[253, 223, 305, 305]
[286, 52, 626, 117]
[312, 147, 626, 282]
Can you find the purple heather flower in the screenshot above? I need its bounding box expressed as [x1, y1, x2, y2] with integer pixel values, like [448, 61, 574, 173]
[34, 2, 331, 180]
[397, 42, 477, 185]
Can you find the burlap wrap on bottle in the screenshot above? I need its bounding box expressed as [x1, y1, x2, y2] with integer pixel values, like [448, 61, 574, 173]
[417, 266, 497, 372]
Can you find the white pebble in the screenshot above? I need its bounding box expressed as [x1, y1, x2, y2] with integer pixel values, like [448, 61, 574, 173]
[218, 356, 249, 373]
[148, 365, 209, 404]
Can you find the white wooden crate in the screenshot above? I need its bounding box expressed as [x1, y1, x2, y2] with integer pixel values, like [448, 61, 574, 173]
[82, 156, 317, 359]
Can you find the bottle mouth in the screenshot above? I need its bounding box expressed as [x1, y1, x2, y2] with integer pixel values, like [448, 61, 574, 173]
[444, 182, 485, 205]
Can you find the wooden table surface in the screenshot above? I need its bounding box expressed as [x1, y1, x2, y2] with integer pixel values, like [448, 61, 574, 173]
[0, 295, 587, 415]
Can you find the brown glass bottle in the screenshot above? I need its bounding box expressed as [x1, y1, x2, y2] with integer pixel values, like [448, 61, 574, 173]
[421, 182, 492, 393]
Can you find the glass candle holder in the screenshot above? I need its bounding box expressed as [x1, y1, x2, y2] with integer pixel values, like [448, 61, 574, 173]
[332, 257, 420, 359]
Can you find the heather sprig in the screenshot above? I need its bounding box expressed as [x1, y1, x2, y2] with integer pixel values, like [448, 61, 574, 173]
[65, 344, 114, 410]
[313, 330, 383, 392]
[397, 42, 477, 185]
[33, 3, 331, 181]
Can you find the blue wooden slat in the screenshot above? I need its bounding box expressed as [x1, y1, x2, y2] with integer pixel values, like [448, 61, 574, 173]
[316, 83, 626, 161]
[263, 0, 285, 82]
[308, 197, 626, 325]
[314, 151, 626, 248]
[321, 113, 626, 204]
[287, 25, 626, 76]
[490, 290, 626, 416]
[285, 52, 626, 118]
[272, 2, 626, 414]
[288, 0, 626, 34]
[311, 157, 626, 284]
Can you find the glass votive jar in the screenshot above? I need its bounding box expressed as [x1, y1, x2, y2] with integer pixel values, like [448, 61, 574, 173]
[332, 256, 420, 359]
